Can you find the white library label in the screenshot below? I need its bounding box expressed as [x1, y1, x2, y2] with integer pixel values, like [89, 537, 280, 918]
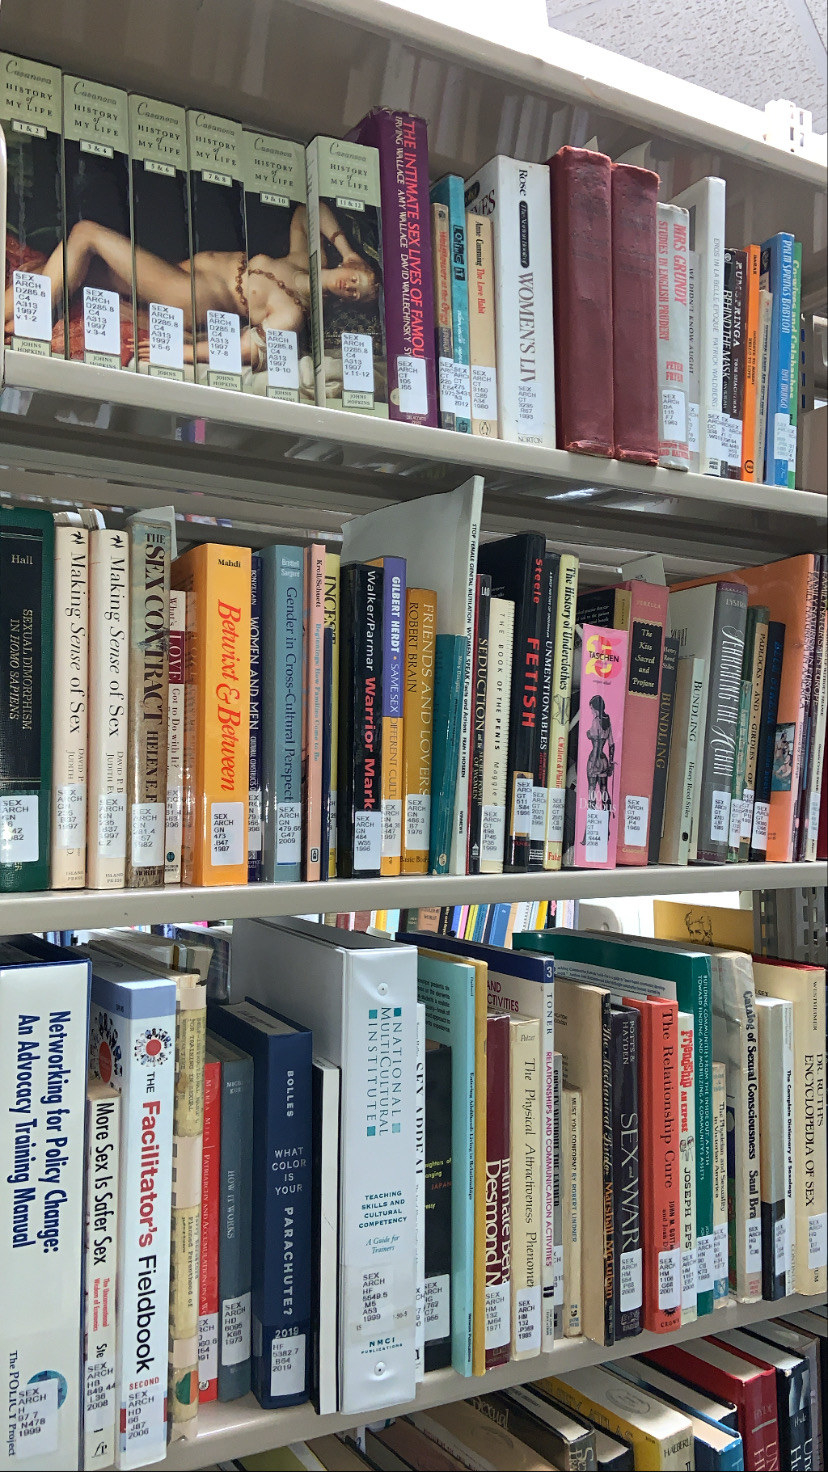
[207, 310, 242, 375]
[513, 776, 532, 838]
[248, 787, 262, 854]
[584, 807, 609, 864]
[83, 287, 120, 358]
[382, 798, 402, 859]
[713, 1222, 729, 1282]
[481, 804, 506, 862]
[728, 797, 743, 849]
[658, 1247, 681, 1311]
[661, 388, 687, 442]
[270, 1333, 306, 1396]
[553, 1243, 565, 1306]
[276, 801, 302, 865]
[740, 787, 755, 840]
[131, 800, 165, 867]
[696, 1233, 715, 1294]
[624, 794, 649, 848]
[545, 787, 565, 845]
[531, 785, 547, 842]
[619, 1248, 643, 1313]
[688, 402, 700, 454]
[0, 794, 38, 864]
[774, 1218, 789, 1276]
[15, 1380, 58, 1458]
[752, 800, 769, 850]
[341, 332, 373, 395]
[198, 1311, 219, 1387]
[222, 1291, 251, 1366]
[396, 355, 428, 417]
[405, 792, 430, 851]
[56, 783, 85, 848]
[266, 327, 299, 391]
[710, 789, 731, 844]
[484, 1281, 510, 1350]
[774, 412, 791, 467]
[210, 801, 245, 866]
[681, 1248, 698, 1311]
[515, 1286, 541, 1353]
[13, 270, 51, 341]
[808, 1212, 827, 1270]
[353, 809, 382, 871]
[453, 362, 472, 420]
[424, 1274, 450, 1341]
[517, 379, 542, 437]
[471, 364, 497, 420]
[439, 356, 456, 415]
[149, 301, 184, 368]
[745, 1216, 762, 1274]
[97, 791, 126, 859]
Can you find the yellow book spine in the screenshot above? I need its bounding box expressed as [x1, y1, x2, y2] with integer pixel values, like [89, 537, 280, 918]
[172, 544, 251, 885]
[324, 553, 340, 877]
[537, 1377, 686, 1471]
[402, 588, 436, 874]
[472, 961, 488, 1374]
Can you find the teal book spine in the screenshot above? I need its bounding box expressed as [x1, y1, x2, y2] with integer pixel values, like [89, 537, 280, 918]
[514, 928, 715, 1317]
[416, 950, 476, 1376]
[0, 506, 54, 891]
[428, 634, 465, 874]
[260, 545, 304, 882]
[430, 174, 471, 434]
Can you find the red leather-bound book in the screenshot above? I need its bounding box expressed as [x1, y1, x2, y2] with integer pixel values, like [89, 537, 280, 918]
[646, 1339, 780, 1470]
[611, 163, 660, 464]
[548, 147, 614, 456]
[623, 997, 680, 1333]
[485, 1012, 512, 1370]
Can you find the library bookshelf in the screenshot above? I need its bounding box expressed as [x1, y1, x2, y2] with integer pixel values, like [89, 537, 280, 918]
[0, 0, 824, 1468]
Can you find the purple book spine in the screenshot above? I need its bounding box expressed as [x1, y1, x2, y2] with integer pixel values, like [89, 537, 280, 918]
[348, 108, 438, 426]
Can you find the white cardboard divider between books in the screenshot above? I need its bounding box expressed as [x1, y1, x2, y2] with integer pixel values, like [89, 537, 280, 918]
[155, 1292, 817, 1470]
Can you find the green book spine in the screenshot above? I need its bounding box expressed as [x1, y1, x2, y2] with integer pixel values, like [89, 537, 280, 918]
[788, 242, 802, 489]
[0, 507, 54, 890]
[428, 634, 465, 874]
[514, 928, 715, 1317]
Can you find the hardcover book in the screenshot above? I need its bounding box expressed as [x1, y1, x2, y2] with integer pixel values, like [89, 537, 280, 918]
[466, 212, 498, 437]
[171, 543, 252, 886]
[610, 1004, 642, 1340]
[186, 111, 247, 390]
[562, 1085, 582, 1337]
[648, 634, 680, 863]
[658, 655, 704, 867]
[531, 557, 558, 870]
[424, 1040, 453, 1372]
[0, 940, 90, 1472]
[259, 545, 303, 883]
[86, 528, 129, 889]
[711, 1061, 728, 1304]
[562, 623, 629, 870]
[647, 1341, 779, 1472]
[305, 135, 387, 415]
[610, 163, 659, 464]
[241, 132, 308, 401]
[677, 1011, 697, 1324]
[755, 997, 795, 1300]
[129, 96, 193, 379]
[545, 553, 579, 870]
[402, 587, 436, 874]
[309, 1054, 339, 1415]
[669, 177, 726, 476]
[655, 202, 691, 469]
[337, 562, 383, 878]
[1, 52, 64, 356]
[716, 1329, 811, 1471]
[51, 520, 89, 887]
[411, 1400, 557, 1471]
[480, 595, 515, 875]
[348, 108, 437, 426]
[465, 155, 556, 446]
[205, 1034, 253, 1401]
[431, 175, 472, 433]
[0, 506, 54, 892]
[432, 200, 455, 431]
[368, 556, 405, 875]
[722, 248, 747, 479]
[543, 1366, 693, 1471]
[166, 588, 186, 883]
[467, 574, 491, 873]
[737, 606, 769, 862]
[303, 543, 325, 881]
[759, 232, 795, 485]
[548, 146, 613, 456]
[62, 76, 133, 368]
[505, 1385, 597, 1469]
[126, 517, 171, 887]
[206, 999, 312, 1410]
[198, 1054, 220, 1403]
[741, 243, 761, 480]
[324, 552, 340, 877]
[485, 1011, 512, 1370]
[509, 1015, 542, 1361]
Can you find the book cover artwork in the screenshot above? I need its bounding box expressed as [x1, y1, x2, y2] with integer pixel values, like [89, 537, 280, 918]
[242, 133, 311, 403]
[129, 97, 193, 380]
[1, 53, 64, 356]
[567, 625, 628, 868]
[186, 111, 248, 390]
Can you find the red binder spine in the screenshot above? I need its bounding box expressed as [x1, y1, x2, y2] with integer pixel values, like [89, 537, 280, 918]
[549, 147, 614, 456]
[611, 163, 660, 464]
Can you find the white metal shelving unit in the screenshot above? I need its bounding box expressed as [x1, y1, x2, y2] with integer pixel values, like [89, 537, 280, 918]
[0, 1, 824, 1467]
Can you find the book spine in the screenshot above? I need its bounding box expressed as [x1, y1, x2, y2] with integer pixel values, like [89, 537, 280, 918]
[568, 624, 629, 869]
[738, 611, 769, 861]
[260, 547, 303, 882]
[424, 1042, 453, 1372]
[51, 523, 89, 887]
[303, 543, 325, 882]
[552, 1054, 563, 1341]
[656, 202, 690, 468]
[695, 583, 747, 864]
[696, 182, 726, 476]
[86, 530, 129, 888]
[415, 1006, 426, 1382]
[790, 561, 820, 859]
[749, 621, 785, 860]
[485, 1013, 511, 1370]
[788, 241, 802, 488]
[216, 1055, 253, 1401]
[320, 626, 334, 879]
[481, 598, 514, 875]
[0, 509, 54, 891]
[165, 588, 186, 884]
[628, 998, 680, 1333]
[509, 1017, 542, 1361]
[198, 1058, 221, 1404]
[726, 678, 752, 861]
[711, 1061, 729, 1305]
[3, 57, 65, 357]
[562, 1086, 582, 1337]
[647, 635, 679, 863]
[83, 1090, 119, 1469]
[185, 111, 246, 390]
[720, 249, 735, 475]
[428, 635, 465, 875]
[324, 554, 340, 877]
[466, 212, 498, 437]
[247, 556, 262, 882]
[337, 563, 383, 877]
[168, 982, 206, 1440]
[718, 963, 762, 1302]
[432, 201, 456, 431]
[443, 175, 472, 434]
[611, 163, 659, 464]
[686, 249, 700, 469]
[802, 571, 828, 861]
[467, 576, 491, 874]
[741, 244, 761, 480]
[350, 110, 438, 425]
[549, 147, 614, 455]
[757, 1001, 793, 1299]
[754, 287, 773, 479]
[466, 157, 556, 446]
[678, 1013, 698, 1325]
[611, 1009, 642, 1341]
[616, 585, 669, 864]
[723, 249, 747, 479]
[378, 556, 405, 875]
[402, 588, 436, 874]
[129, 95, 192, 381]
[126, 521, 170, 886]
[760, 233, 795, 485]
[531, 557, 557, 870]
[544, 554, 578, 870]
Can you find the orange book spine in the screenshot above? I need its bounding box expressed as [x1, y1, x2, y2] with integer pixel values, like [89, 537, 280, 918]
[171, 543, 251, 886]
[741, 245, 761, 480]
[303, 543, 325, 881]
[624, 996, 680, 1334]
[401, 587, 436, 873]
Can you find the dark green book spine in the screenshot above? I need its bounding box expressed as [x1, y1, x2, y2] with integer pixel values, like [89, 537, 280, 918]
[0, 507, 54, 890]
[648, 634, 679, 863]
[424, 1041, 453, 1372]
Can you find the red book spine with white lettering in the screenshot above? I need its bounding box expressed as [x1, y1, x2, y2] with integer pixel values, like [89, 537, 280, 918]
[624, 997, 680, 1333]
[197, 1058, 221, 1403]
[485, 1013, 512, 1370]
[647, 1341, 780, 1470]
[548, 147, 614, 456]
[611, 163, 660, 463]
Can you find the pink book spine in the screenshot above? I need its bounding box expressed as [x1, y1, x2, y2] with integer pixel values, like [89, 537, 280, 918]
[573, 625, 629, 868]
[616, 582, 670, 865]
[303, 543, 325, 881]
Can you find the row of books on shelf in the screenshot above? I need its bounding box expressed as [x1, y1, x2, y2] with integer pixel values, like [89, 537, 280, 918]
[1, 482, 825, 892]
[1, 53, 806, 486]
[2, 907, 825, 1469]
[224, 1306, 828, 1472]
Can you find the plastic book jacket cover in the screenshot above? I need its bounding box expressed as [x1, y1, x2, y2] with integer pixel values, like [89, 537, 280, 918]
[566, 625, 628, 868]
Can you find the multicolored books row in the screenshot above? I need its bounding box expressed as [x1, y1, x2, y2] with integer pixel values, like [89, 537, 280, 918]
[2, 916, 823, 1468]
[1, 485, 823, 891]
[1, 53, 806, 486]
[234, 1305, 828, 1471]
